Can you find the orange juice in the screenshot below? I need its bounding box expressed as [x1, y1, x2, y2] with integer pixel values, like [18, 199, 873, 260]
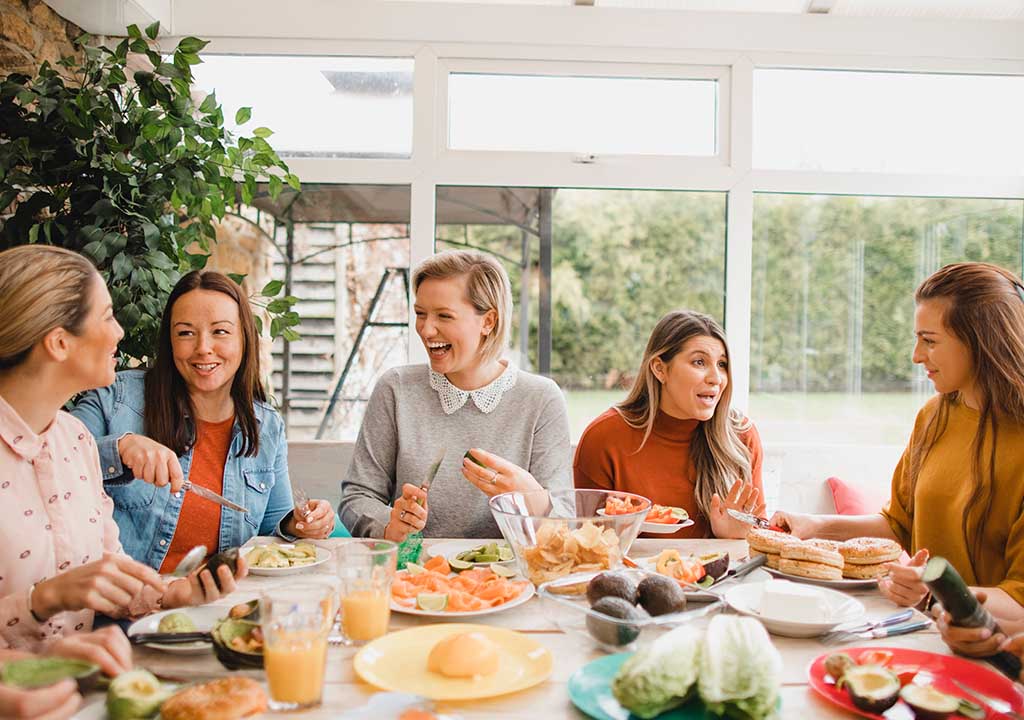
[264, 633, 328, 705]
[341, 589, 390, 641]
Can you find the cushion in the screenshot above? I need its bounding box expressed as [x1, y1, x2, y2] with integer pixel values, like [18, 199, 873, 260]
[827, 476, 886, 515]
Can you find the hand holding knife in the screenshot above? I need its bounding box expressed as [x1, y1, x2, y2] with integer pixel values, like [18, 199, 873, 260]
[727, 508, 787, 533]
[182, 479, 248, 514]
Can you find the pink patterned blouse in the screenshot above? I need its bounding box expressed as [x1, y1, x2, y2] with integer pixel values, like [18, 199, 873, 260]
[0, 393, 138, 650]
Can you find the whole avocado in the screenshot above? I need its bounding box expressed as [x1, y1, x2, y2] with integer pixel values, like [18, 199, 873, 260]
[636, 574, 687, 616]
[586, 596, 649, 648]
[586, 572, 639, 607]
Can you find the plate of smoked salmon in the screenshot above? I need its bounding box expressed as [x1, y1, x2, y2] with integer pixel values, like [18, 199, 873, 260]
[391, 555, 535, 617]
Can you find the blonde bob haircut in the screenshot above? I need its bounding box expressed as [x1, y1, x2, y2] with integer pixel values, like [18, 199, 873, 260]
[0, 245, 99, 370]
[412, 250, 513, 365]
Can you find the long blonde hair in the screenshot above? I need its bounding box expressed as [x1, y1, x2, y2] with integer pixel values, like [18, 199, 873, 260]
[909, 262, 1024, 573]
[616, 310, 753, 520]
[412, 250, 513, 365]
[0, 245, 98, 369]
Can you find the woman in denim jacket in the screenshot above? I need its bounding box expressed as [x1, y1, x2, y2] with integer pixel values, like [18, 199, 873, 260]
[72, 270, 346, 572]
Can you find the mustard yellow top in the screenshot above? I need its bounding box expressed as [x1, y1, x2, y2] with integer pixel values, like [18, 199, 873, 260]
[882, 395, 1024, 604]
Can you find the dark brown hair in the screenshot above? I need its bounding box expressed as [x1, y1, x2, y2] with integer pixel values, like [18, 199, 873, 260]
[908, 262, 1024, 573]
[144, 270, 266, 456]
[616, 309, 753, 523]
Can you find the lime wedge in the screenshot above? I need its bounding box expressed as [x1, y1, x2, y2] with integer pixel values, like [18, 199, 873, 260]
[449, 557, 474, 572]
[490, 563, 517, 578]
[416, 593, 449, 612]
[498, 545, 514, 561]
[405, 562, 427, 576]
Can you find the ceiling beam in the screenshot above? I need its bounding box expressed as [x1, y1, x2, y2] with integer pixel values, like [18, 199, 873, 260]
[43, 0, 172, 36]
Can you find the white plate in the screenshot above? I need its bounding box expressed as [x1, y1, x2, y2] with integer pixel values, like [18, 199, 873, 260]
[595, 507, 694, 534]
[391, 580, 535, 618]
[244, 543, 332, 576]
[425, 539, 515, 566]
[127, 605, 224, 654]
[764, 565, 880, 590]
[723, 582, 865, 638]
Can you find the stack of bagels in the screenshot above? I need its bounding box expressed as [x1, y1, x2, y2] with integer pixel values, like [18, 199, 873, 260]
[746, 527, 902, 581]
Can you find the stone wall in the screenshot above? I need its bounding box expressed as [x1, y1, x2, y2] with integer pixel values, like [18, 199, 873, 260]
[0, 0, 81, 76]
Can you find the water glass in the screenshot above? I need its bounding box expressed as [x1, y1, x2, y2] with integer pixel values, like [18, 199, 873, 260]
[335, 539, 397, 646]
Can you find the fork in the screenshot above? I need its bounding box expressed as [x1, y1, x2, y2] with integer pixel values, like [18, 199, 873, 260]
[952, 678, 1024, 720]
[821, 609, 915, 644]
[293, 487, 312, 522]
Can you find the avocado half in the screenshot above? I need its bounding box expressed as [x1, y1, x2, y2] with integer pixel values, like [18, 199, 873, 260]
[898, 684, 962, 720]
[839, 665, 900, 714]
[0, 657, 101, 692]
[698, 551, 730, 581]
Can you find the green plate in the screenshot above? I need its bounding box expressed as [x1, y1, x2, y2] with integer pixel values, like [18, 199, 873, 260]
[568, 653, 714, 720]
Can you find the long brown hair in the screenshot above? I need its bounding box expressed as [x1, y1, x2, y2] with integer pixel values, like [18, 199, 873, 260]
[616, 310, 753, 521]
[909, 262, 1024, 572]
[0, 246, 97, 369]
[144, 271, 266, 456]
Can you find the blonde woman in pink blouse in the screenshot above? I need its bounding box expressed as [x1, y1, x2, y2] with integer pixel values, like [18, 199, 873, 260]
[0, 246, 246, 668]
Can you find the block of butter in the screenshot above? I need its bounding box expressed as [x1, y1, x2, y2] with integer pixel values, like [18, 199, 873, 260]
[758, 579, 829, 622]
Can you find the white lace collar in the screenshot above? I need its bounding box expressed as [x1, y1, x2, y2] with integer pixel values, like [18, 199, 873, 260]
[429, 362, 517, 415]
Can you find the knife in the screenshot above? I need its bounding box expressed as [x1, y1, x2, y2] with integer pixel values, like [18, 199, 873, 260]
[182, 479, 249, 514]
[130, 631, 212, 645]
[418, 448, 446, 504]
[727, 508, 787, 533]
[725, 552, 768, 581]
[857, 619, 932, 639]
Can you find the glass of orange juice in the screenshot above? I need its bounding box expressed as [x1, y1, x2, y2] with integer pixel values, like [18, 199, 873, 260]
[335, 539, 397, 646]
[259, 583, 335, 712]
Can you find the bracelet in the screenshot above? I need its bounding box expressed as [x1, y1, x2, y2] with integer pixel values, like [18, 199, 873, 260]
[26, 583, 46, 623]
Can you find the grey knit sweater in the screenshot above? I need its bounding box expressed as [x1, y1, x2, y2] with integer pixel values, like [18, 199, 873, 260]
[339, 364, 571, 538]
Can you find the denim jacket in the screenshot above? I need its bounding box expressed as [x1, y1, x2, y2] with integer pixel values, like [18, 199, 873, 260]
[72, 370, 308, 570]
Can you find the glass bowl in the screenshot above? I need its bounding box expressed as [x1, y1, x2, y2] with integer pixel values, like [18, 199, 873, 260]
[537, 569, 721, 653]
[488, 489, 651, 585]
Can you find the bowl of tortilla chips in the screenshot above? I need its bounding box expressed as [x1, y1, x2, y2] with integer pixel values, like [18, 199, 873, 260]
[488, 489, 650, 585]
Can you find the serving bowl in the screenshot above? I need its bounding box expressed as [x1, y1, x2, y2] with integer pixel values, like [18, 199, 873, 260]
[489, 489, 650, 585]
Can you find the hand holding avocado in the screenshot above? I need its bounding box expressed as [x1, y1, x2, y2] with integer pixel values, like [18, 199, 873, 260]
[30, 554, 166, 621]
[461, 448, 542, 497]
[44, 626, 133, 678]
[161, 549, 249, 609]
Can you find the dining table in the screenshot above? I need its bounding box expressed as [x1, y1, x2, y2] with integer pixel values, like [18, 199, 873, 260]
[82, 536, 983, 719]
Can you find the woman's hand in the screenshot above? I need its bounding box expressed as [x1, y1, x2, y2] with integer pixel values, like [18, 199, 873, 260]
[0, 679, 81, 720]
[709, 482, 765, 539]
[768, 510, 822, 539]
[1000, 633, 1024, 681]
[287, 499, 335, 539]
[44, 626, 132, 677]
[383, 484, 428, 542]
[118, 433, 184, 494]
[32, 554, 166, 620]
[461, 448, 542, 497]
[933, 590, 1007, 656]
[879, 548, 930, 607]
[161, 554, 248, 609]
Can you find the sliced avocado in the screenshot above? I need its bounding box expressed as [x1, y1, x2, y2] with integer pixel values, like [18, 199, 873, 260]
[956, 698, 985, 720]
[0, 657, 100, 692]
[474, 554, 500, 563]
[897, 685, 962, 720]
[464, 450, 487, 468]
[106, 669, 171, 720]
[840, 665, 900, 714]
[449, 557, 474, 572]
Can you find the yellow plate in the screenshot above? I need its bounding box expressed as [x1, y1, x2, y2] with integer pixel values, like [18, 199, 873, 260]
[353, 623, 553, 700]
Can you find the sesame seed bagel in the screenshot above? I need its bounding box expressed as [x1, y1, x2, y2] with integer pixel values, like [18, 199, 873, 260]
[840, 537, 902, 565]
[750, 547, 782, 569]
[805, 538, 842, 553]
[780, 541, 844, 569]
[842, 562, 889, 580]
[746, 527, 795, 555]
[777, 557, 844, 581]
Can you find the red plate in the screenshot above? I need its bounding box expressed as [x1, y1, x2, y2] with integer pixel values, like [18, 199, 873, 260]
[808, 646, 1024, 719]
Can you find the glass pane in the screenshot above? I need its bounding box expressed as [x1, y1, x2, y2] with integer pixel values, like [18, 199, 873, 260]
[754, 69, 1024, 175]
[240, 184, 411, 440]
[436, 186, 727, 441]
[192, 56, 413, 158]
[750, 193, 1023, 447]
[448, 74, 717, 155]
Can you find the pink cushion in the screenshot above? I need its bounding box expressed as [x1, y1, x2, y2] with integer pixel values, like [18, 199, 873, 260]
[828, 476, 885, 515]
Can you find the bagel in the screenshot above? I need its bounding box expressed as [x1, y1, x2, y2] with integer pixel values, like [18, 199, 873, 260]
[780, 541, 844, 569]
[840, 537, 902, 565]
[777, 557, 843, 582]
[842, 561, 890, 580]
[746, 527, 795, 555]
[160, 677, 267, 720]
[804, 538, 842, 553]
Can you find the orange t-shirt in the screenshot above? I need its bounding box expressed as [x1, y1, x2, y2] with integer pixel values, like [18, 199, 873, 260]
[159, 416, 234, 573]
[573, 408, 764, 539]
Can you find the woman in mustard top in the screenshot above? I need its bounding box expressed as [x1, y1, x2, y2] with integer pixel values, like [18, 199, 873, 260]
[771, 262, 1024, 617]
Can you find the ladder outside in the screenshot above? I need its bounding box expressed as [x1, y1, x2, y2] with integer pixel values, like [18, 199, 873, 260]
[316, 266, 410, 439]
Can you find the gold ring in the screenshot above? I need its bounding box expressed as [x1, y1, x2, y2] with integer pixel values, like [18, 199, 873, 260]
[399, 510, 406, 520]
[490, 470, 499, 485]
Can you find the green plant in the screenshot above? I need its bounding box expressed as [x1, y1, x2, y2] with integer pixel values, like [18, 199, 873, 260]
[0, 21, 301, 362]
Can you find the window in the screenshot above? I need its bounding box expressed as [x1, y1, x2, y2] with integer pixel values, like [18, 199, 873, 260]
[448, 73, 718, 155]
[436, 186, 726, 439]
[192, 56, 414, 158]
[754, 69, 1024, 175]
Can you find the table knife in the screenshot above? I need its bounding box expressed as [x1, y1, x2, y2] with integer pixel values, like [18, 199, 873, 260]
[183, 480, 249, 514]
[727, 508, 787, 533]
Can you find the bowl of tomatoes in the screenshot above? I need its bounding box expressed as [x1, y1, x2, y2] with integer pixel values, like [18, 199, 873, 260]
[598, 494, 694, 535]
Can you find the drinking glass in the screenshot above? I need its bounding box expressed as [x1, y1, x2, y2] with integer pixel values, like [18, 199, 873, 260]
[260, 583, 335, 712]
[335, 539, 397, 645]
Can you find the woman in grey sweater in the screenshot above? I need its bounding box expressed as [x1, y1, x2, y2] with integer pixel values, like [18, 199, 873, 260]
[339, 250, 572, 540]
